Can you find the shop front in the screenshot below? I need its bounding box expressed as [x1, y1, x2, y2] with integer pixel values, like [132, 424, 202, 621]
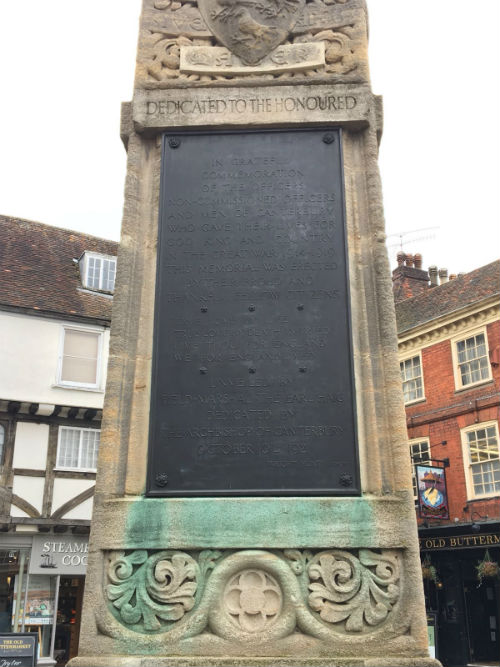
[0, 534, 88, 665]
[419, 523, 500, 667]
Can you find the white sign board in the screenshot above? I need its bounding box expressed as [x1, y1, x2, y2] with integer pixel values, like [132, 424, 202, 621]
[29, 536, 88, 575]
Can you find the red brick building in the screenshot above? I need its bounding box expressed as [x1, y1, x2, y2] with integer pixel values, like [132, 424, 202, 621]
[394, 254, 500, 667]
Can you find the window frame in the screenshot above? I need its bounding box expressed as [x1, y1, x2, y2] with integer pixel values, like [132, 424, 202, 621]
[409, 438, 431, 501]
[399, 352, 425, 405]
[461, 420, 500, 501]
[56, 325, 104, 390]
[451, 326, 492, 391]
[0, 422, 6, 465]
[55, 425, 101, 472]
[80, 251, 117, 292]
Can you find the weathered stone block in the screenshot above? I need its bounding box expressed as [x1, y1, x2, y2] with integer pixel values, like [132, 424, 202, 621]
[70, 1, 437, 665]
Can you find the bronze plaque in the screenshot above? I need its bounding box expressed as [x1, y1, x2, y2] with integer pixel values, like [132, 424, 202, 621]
[147, 129, 359, 496]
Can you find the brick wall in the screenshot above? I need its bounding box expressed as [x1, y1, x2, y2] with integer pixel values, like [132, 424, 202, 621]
[406, 320, 500, 525]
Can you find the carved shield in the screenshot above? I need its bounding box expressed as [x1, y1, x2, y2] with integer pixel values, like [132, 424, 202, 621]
[198, 0, 305, 65]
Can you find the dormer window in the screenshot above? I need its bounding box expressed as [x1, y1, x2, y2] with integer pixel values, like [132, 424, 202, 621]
[79, 252, 116, 292]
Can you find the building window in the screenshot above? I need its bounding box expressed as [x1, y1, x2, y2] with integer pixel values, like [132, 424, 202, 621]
[80, 252, 116, 292]
[453, 329, 491, 389]
[409, 439, 431, 500]
[400, 354, 424, 404]
[0, 424, 5, 464]
[56, 426, 100, 471]
[58, 327, 102, 389]
[462, 422, 500, 499]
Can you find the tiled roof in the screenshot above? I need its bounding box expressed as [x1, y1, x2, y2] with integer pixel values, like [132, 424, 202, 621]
[0, 215, 118, 322]
[396, 260, 500, 334]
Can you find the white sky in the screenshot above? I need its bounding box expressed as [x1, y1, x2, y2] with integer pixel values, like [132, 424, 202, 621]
[0, 0, 498, 275]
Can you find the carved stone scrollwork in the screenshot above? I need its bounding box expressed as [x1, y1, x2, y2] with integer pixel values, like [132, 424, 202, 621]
[104, 548, 401, 640]
[137, 0, 367, 85]
[308, 549, 400, 631]
[106, 550, 199, 631]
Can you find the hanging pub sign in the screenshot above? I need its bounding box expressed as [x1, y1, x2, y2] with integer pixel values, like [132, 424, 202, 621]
[416, 465, 449, 520]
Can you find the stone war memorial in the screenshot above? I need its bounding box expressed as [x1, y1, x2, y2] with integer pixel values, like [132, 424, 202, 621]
[71, 1, 439, 665]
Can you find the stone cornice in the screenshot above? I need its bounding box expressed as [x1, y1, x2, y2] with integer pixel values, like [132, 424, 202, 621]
[398, 300, 499, 355]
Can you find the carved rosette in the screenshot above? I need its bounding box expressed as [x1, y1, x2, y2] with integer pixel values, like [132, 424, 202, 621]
[224, 569, 282, 632]
[104, 548, 402, 641]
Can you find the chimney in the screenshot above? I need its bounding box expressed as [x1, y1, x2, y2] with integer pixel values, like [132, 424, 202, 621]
[392, 252, 430, 302]
[449, 273, 457, 281]
[439, 268, 448, 284]
[429, 266, 439, 287]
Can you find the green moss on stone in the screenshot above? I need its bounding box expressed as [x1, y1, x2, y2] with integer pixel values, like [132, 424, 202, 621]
[124, 497, 374, 549]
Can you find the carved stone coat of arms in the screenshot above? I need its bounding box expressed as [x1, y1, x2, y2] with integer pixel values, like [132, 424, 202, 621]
[198, 0, 305, 65]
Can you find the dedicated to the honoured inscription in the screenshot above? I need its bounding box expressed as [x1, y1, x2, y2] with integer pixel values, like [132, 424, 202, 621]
[147, 128, 359, 496]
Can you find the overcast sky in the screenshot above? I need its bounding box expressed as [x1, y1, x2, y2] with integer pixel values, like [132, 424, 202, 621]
[0, 0, 498, 275]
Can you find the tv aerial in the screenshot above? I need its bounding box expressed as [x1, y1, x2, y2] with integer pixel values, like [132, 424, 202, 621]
[386, 226, 439, 252]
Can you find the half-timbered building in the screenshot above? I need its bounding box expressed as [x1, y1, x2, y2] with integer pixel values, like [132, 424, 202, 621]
[0, 215, 118, 665]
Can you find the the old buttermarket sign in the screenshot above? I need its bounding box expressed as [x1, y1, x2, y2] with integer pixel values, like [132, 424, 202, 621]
[419, 532, 499, 551]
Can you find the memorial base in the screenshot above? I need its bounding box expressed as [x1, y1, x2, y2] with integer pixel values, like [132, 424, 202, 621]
[70, 497, 436, 667]
[70, 658, 440, 667]
[73, 1, 437, 660]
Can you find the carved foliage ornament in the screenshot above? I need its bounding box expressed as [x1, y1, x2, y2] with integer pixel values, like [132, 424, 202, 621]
[140, 0, 363, 84]
[197, 0, 306, 64]
[105, 548, 401, 638]
[308, 549, 400, 631]
[107, 550, 199, 631]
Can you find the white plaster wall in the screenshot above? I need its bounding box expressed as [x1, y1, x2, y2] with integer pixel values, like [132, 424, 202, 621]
[51, 478, 95, 517]
[11, 475, 45, 516]
[12, 422, 49, 470]
[62, 496, 94, 520]
[10, 507, 30, 518]
[0, 311, 109, 407]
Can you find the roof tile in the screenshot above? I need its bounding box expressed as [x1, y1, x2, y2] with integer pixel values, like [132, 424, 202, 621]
[396, 260, 500, 334]
[0, 215, 118, 322]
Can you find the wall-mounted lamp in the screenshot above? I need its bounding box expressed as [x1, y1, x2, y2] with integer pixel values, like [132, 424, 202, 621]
[470, 510, 488, 532]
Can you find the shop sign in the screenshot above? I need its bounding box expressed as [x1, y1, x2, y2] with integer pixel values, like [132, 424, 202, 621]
[0, 633, 37, 667]
[416, 465, 449, 520]
[420, 533, 500, 551]
[28, 536, 88, 575]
